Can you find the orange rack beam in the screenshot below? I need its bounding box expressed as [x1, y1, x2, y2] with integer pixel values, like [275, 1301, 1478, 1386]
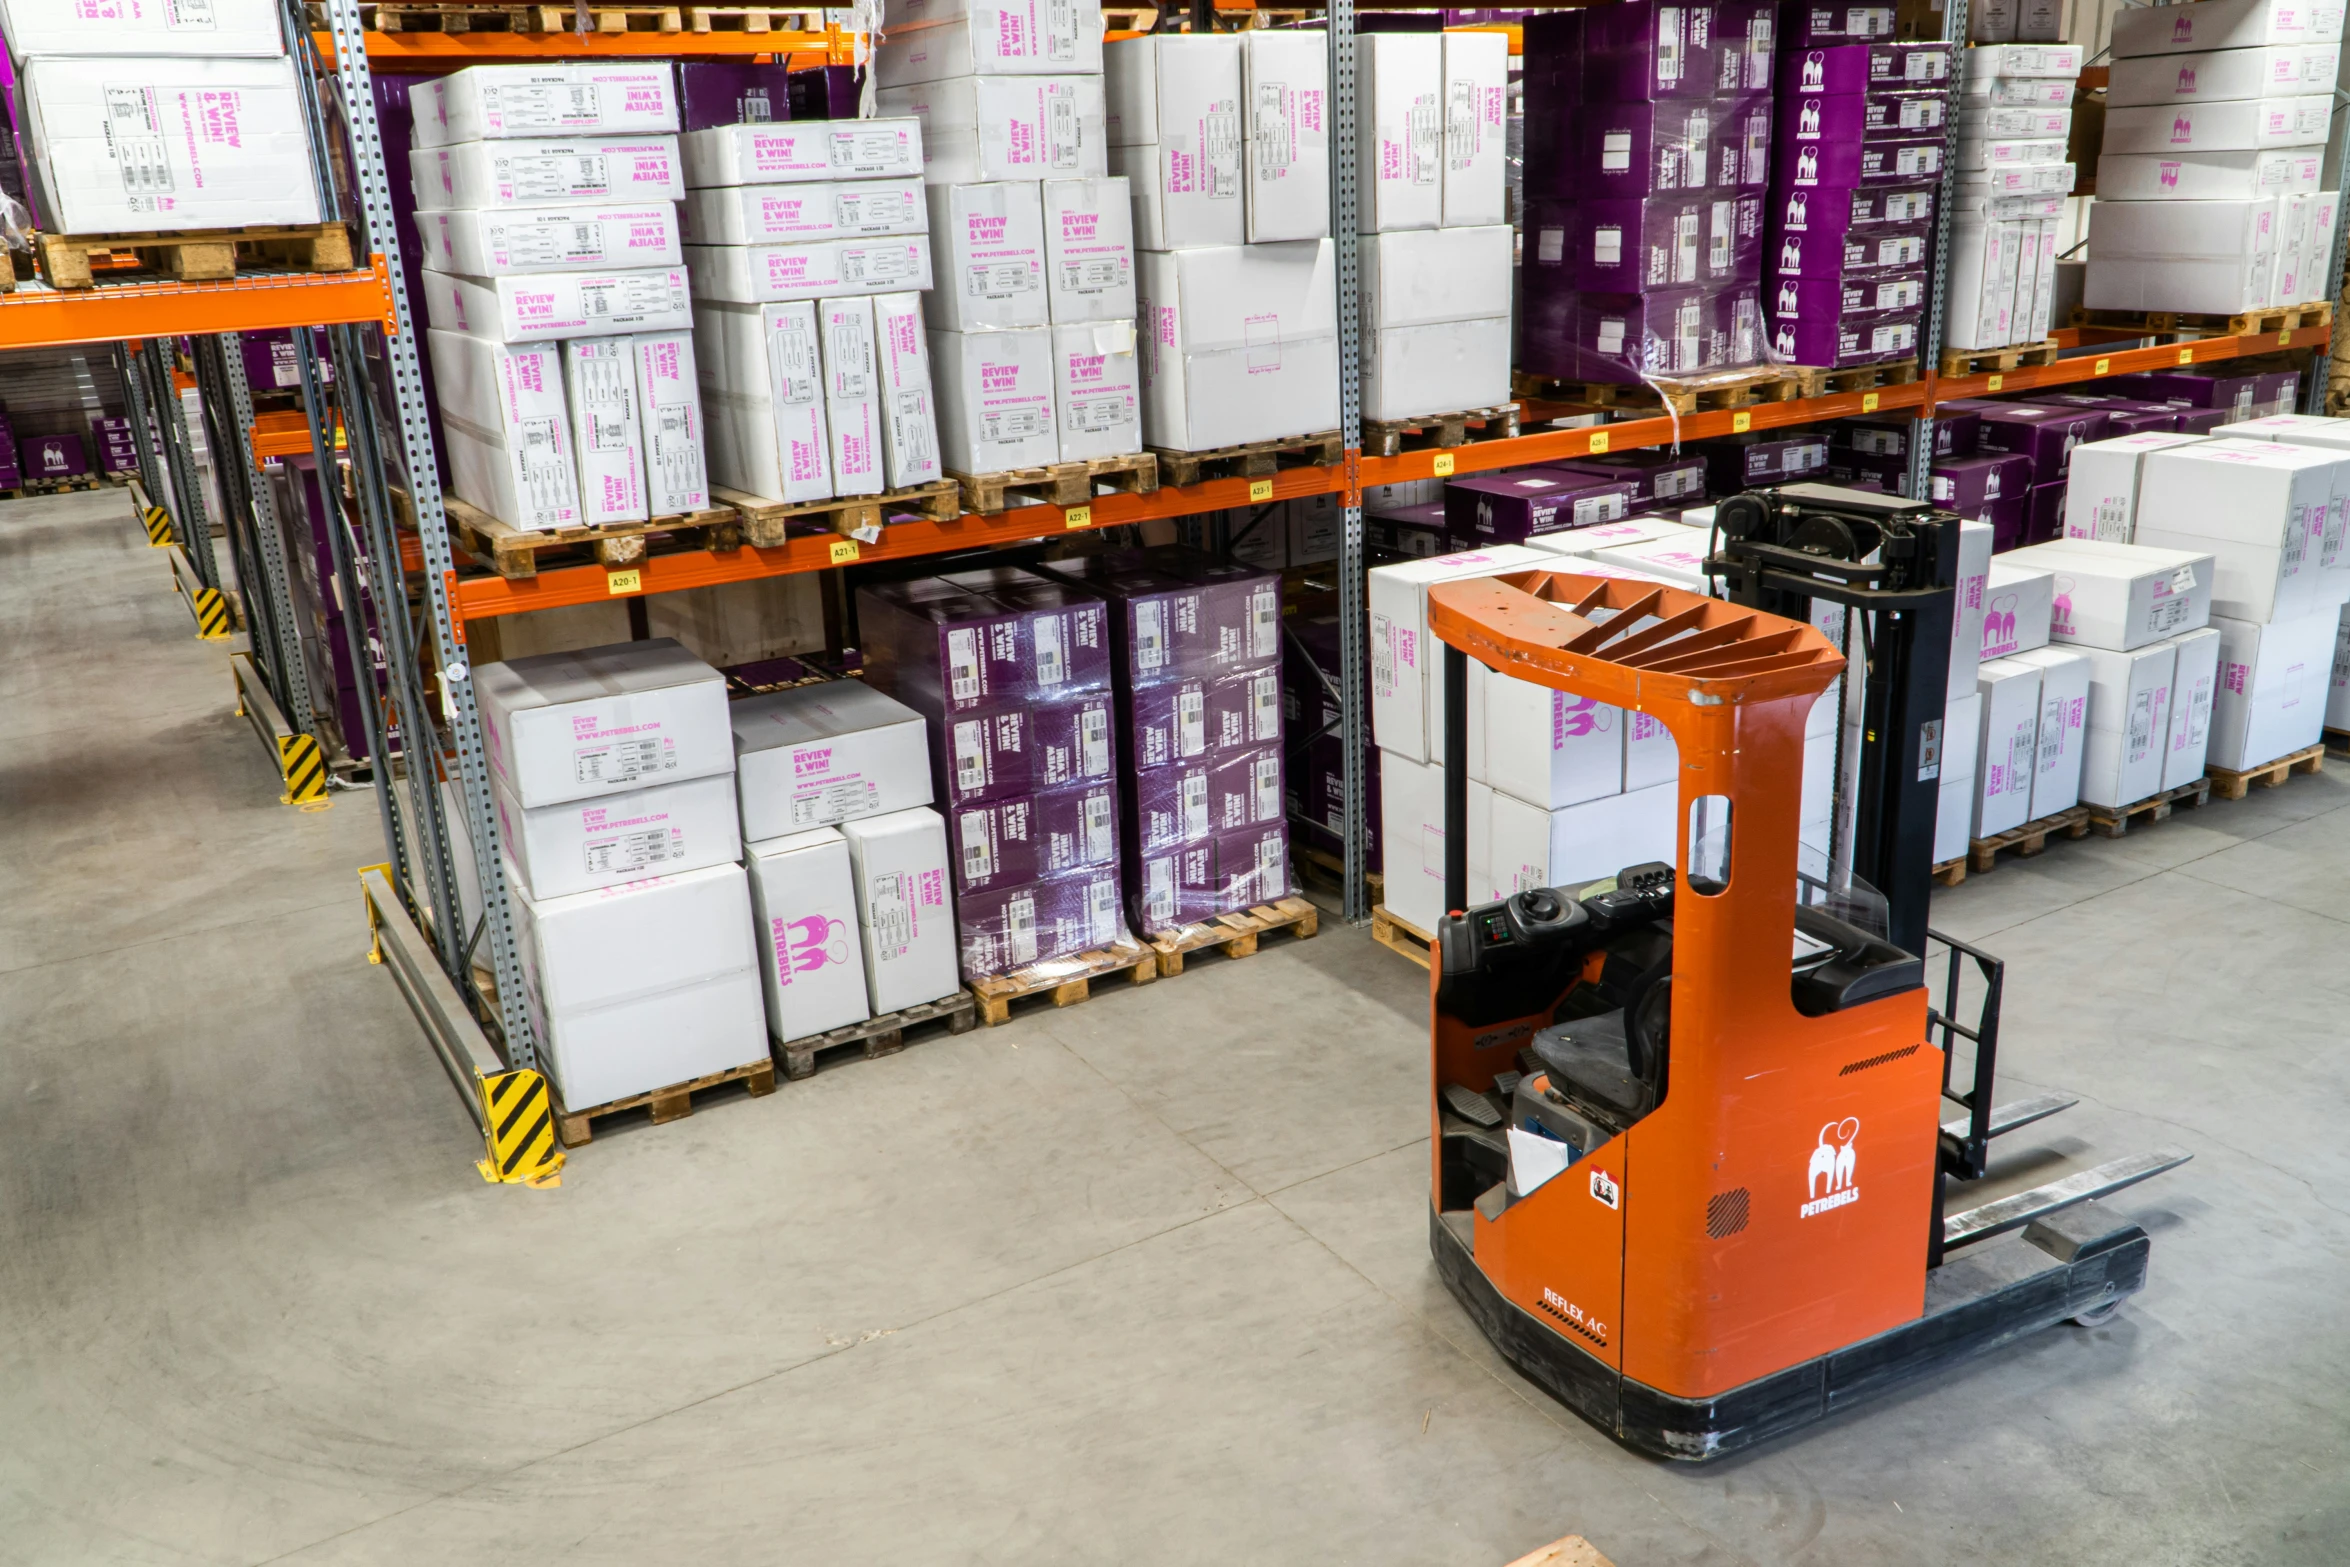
[324, 28, 852, 67]
[250, 409, 345, 463]
[0, 259, 399, 350]
[447, 319, 2331, 622]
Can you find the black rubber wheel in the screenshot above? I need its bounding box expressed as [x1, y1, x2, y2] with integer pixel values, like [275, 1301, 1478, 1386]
[2069, 1298, 2124, 1327]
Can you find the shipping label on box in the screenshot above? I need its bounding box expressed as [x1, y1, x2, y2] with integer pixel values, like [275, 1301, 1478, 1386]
[414, 65, 680, 147]
[423, 204, 680, 276]
[1044, 177, 1138, 322]
[414, 136, 682, 210]
[562, 337, 649, 526]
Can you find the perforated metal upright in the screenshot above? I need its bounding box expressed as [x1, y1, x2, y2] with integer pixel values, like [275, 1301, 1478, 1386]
[214, 337, 320, 740]
[1328, 0, 1370, 922]
[1907, 0, 1972, 507]
[114, 343, 169, 514]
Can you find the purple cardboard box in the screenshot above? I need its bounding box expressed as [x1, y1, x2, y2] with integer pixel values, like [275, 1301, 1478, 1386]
[1826, 449, 1911, 493]
[677, 62, 795, 131]
[1776, 133, 1943, 188]
[1366, 501, 1450, 557]
[1708, 94, 1774, 190]
[948, 779, 1119, 894]
[1696, 430, 1831, 491]
[1522, 283, 1760, 382]
[2027, 393, 2188, 437]
[1556, 195, 1761, 290]
[2103, 369, 2264, 422]
[1782, 89, 1946, 147]
[1445, 469, 1639, 541]
[1928, 452, 2034, 516]
[1776, 180, 1936, 238]
[1130, 665, 1282, 770]
[1971, 403, 2113, 484]
[1779, 40, 1952, 95]
[2025, 482, 2068, 546]
[959, 867, 1125, 979]
[2171, 406, 2230, 434]
[240, 329, 334, 392]
[20, 433, 84, 479]
[1034, 547, 1282, 689]
[1981, 495, 2029, 552]
[1564, 100, 1716, 199]
[1782, 3, 1897, 47]
[1581, 1, 1721, 103]
[1545, 448, 1711, 506]
[1135, 822, 1292, 930]
[787, 65, 864, 121]
[1299, 732, 1379, 856]
[934, 689, 1117, 807]
[1767, 308, 1919, 367]
[1127, 745, 1282, 854]
[1715, 0, 1779, 95]
[1283, 611, 1345, 733]
[1834, 408, 1978, 459]
[1770, 269, 1926, 322]
[2254, 370, 2300, 415]
[856, 568, 1112, 716]
[1770, 220, 1929, 279]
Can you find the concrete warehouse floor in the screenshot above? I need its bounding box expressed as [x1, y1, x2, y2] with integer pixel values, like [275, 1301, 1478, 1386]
[3, 485, 2346, 1567]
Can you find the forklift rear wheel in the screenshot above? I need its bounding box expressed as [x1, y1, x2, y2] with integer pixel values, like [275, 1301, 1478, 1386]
[2069, 1298, 2124, 1327]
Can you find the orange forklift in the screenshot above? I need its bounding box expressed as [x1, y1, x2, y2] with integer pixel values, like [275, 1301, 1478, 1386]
[1423, 485, 2187, 1460]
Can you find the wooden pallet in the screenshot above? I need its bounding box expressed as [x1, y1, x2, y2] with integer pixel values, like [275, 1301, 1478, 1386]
[968, 935, 1158, 1027]
[328, 2, 689, 31]
[552, 1057, 776, 1146]
[1148, 895, 1319, 977]
[1507, 1538, 1620, 1567]
[2, 476, 106, 499]
[2323, 727, 2350, 758]
[775, 991, 975, 1081]
[951, 451, 1160, 515]
[1967, 804, 2091, 875]
[709, 479, 960, 548]
[445, 493, 741, 578]
[1370, 903, 1434, 970]
[2208, 742, 2326, 801]
[687, 5, 829, 29]
[1814, 357, 1923, 395]
[1151, 429, 1345, 487]
[2086, 776, 2213, 839]
[2072, 300, 2333, 339]
[1511, 364, 1815, 419]
[1297, 841, 1383, 904]
[31, 224, 353, 291]
[1930, 856, 1967, 888]
[1938, 339, 2063, 378]
[1361, 403, 1521, 459]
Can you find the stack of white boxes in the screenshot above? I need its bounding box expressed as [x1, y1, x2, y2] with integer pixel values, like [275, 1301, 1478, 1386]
[875, 0, 1131, 478]
[682, 113, 941, 505]
[477, 640, 765, 1110]
[2136, 421, 2350, 769]
[1945, 44, 2080, 352]
[4, 0, 324, 237]
[413, 65, 708, 531]
[1933, 520, 1998, 865]
[1966, 554, 2097, 842]
[732, 680, 961, 1040]
[1354, 29, 1513, 424]
[2085, 0, 2341, 314]
[1106, 34, 1343, 451]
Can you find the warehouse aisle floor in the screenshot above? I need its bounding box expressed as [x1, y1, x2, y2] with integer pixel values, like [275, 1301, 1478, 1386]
[4, 486, 2345, 1566]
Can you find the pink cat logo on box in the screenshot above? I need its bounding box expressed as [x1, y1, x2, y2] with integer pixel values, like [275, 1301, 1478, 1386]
[2170, 115, 2194, 145]
[2172, 15, 2194, 40]
[773, 914, 851, 986]
[2177, 67, 2198, 94]
[1982, 594, 2021, 657]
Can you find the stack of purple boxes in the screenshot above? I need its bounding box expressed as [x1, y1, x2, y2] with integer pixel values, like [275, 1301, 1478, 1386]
[1519, 0, 1778, 383]
[1037, 549, 1290, 934]
[857, 568, 1127, 980]
[19, 432, 85, 483]
[1282, 610, 1379, 878]
[92, 416, 140, 475]
[1765, 39, 1953, 369]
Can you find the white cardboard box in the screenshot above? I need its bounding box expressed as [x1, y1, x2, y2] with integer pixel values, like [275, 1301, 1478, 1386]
[1363, 317, 1513, 424]
[1358, 33, 1444, 233]
[2212, 413, 2350, 447]
[1486, 782, 1679, 897]
[1105, 33, 1242, 146]
[1586, 533, 1715, 591]
[820, 296, 886, 498]
[2076, 640, 2178, 804]
[2063, 431, 2210, 543]
[561, 337, 649, 526]
[694, 299, 835, 503]
[1980, 559, 2055, 660]
[1933, 771, 1975, 865]
[1109, 137, 1246, 250]
[2013, 646, 2091, 816]
[1360, 223, 1513, 330]
[2111, 0, 2343, 55]
[1378, 746, 1446, 933]
[877, 76, 1107, 184]
[1367, 544, 1550, 764]
[1053, 319, 1143, 462]
[925, 181, 1050, 331]
[732, 680, 934, 840]
[2102, 94, 2331, 153]
[1944, 216, 2020, 350]
[2161, 625, 2224, 788]
[2000, 539, 2216, 649]
[929, 325, 1060, 471]
[426, 330, 585, 532]
[0, 0, 287, 55]
[841, 807, 963, 1012]
[413, 65, 680, 147]
[874, 0, 1105, 86]
[1442, 30, 1509, 227]
[1043, 177, 1138, 323]
[2207, 607, 2337, 767]
[1973, 657, 2043, 837]
[1523, 516, 1698, 558]
[420, 265, 692, 342]
[476, 636, 733, 807]
[684, 237, 935, 303]
[2108, 43, 2339, 107]
[23, 57, 322, 233]
[2330, 602, 2350, 730]
[1135, 239, 1339, 450]
[413, 137, 682, 210]
[681, 119, 925, 186]
[745, 827, 872, 1043]
[421, 204, 681, 276]
[1469, 659, 1625, 811]
[1945, 692, 1986, 785]
[495, 770, 742, 900]
[634, 331, 710, 513]
[1243, 30, 1332, 241]
[510, 861, 767, 1110]
[2095, 147, 2323, 201]
[1951, 518, 1997, 697]
[873, 291, 945, 489]
[2133, 437, 2337, 621]
[680, 179, 926, 246]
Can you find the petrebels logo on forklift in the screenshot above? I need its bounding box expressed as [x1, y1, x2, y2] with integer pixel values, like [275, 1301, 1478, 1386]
[1800, 1118, 1860, 1218]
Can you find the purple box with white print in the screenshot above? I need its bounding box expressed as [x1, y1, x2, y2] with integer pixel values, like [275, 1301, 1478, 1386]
[1781, 89, 1947, 149]
[1769, 220, 1929, 280]
[2028, 393, 2192, 437]
[1825, 449, 1910, 492]
[1707, 95, 1775, 191]
[935, 689, 1117, 808]
[1034, 549, 1281, 692]
[1696, 430, 1830, 492]
[1766, 307, 1920, 367]
[1366, 500, 1451, 557]
[2025, 483, 2069, 546]
[1781, 3, 1897, 47]
[1520, 282, 1761, 382]
[1135, 822, 1292, 930]
[788, 65, 864, 121]
[1562, 100, 1719, 200]
[1714, 1, 1779, 95]
[1124, 744, 1283, 855]
[1580, 2, 1722, 104]
[856, 568, 1111, 718]
[1300, 733, 1378, 858]
[947, 778, 1119, 895]
[2101, 369, 2265, 422]
[1929, 452, 2034, 516]
[1778, 41, 1952, 96]
[1129, 665, 1282, 771]
[1775, 181, 1936, 241]
[19, 433, 84, 478]
[1775, 134, 1943, 189]
[676, 62, 795, 131]
[1545, 448, 1712, 507]
[959, 867, 1126, 979]
[1770, 268, 1926, 322]
[240, 329, 335, 393]
[1445, 469, 1640, 541]
[1557, 195, 1762, 291]
[1970, 404, 2113, 485]
[1833, 409, 1978, 459]
[2255, 371, 2301, 414]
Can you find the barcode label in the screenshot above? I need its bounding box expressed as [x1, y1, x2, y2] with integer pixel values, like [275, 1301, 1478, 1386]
[1178, 688, 1206, 756]
[106, 87, 174, 196]
[953, 719, 987, 794]
[1007, 892, 1038, 967]
[960, 810, 994, 882]
[1181, 772, 1209, 839]
[1253, 756, 1279, 821]
[1145, 856, 1174, 926]
[947, 628, 981, 703]
[1135, 600, 1168, 673]
[1408, 93, 1442, 186]
[516, 417, 573, 525]
[1203, 105, 1242, 199]
[1080, 703, 1110, 777]
[1248, 587, 1278, 660]
[1086, 876, 1118, 944]
[1250, 674, 1279, 741]
[1035, 615, 1066, 687]
[1447, 78, 1478, 170]
[583, 827, 679, 874]
[1084, 792, 1113, 862]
